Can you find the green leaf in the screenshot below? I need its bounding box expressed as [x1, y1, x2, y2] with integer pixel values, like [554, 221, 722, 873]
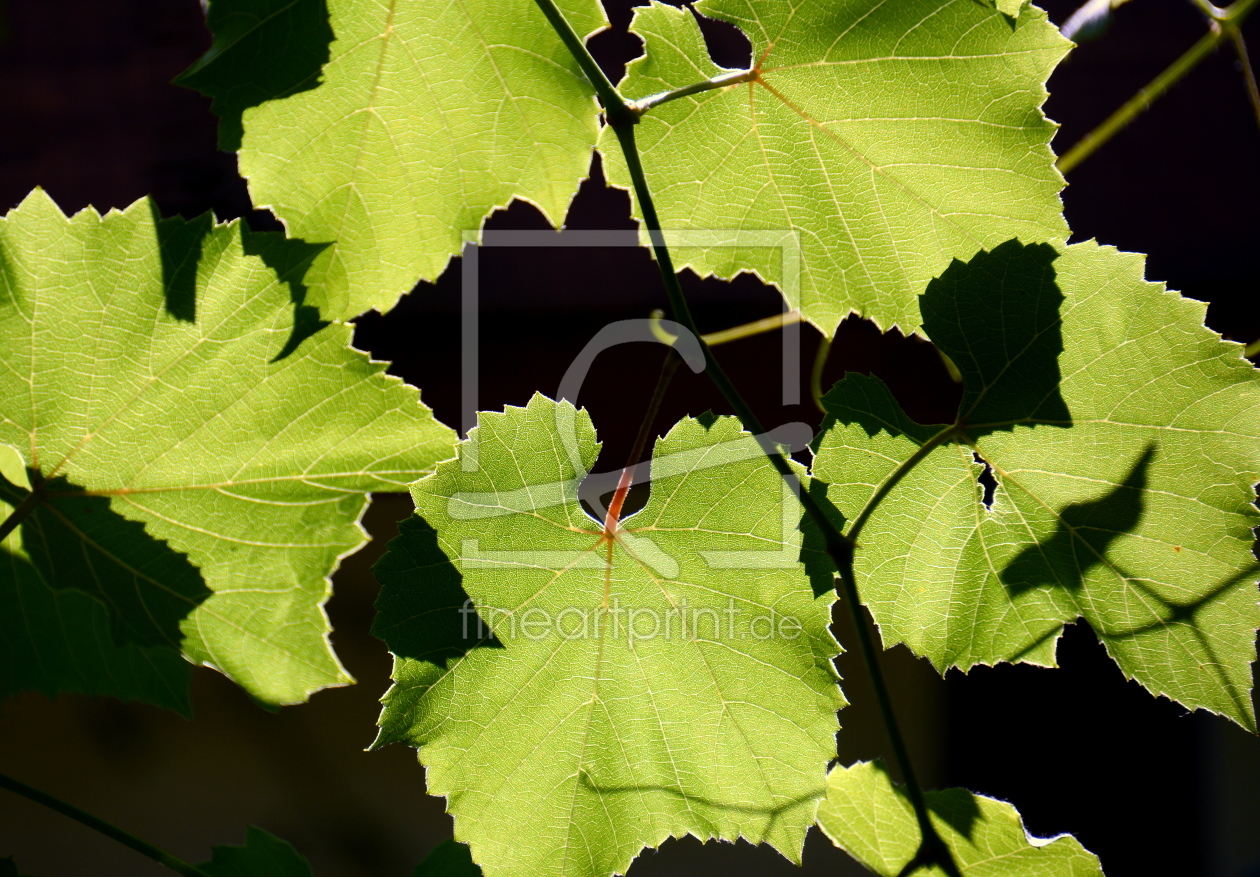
[374, 395, 843, 877]
[413, 840, 483, 877]
[0, 190, 456, 707]
[198, 826, 313, 877]
[811, 239, 1260, 729]
[817, 761, 1103, 876]
[185, 0, 608, 321]
[601, 0, 1069, 335]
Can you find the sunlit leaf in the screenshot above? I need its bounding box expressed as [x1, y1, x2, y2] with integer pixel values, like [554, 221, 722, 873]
[374, 395, 843, 877]
[183, 0, 608, 320]
[812, 239, 1260, 729]
[0, 190, 456, 707]
[817, 761, 1103, 876]
[602, 0, 1068, 335]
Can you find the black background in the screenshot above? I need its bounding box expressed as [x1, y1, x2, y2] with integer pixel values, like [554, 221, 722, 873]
[0, 0, 1258, 875]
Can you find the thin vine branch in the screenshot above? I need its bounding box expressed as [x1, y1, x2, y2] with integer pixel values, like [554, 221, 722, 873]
[1229, 29, 1260, 129]
[832, 555, 960, 877]
[0, 487, 42, 543]
[811, 337, 832, 414]
[1057, 0, 1260, 174]
[623, 349, 682, 474]
[703, 310, 802, 346]
[0, 772, 212, 877]
[531, 1, 960, 872]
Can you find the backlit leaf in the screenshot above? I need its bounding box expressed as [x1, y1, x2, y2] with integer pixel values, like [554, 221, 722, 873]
[602, 0, 1069, 335]
[811, 239, 1260, 729]
[184, 0, 608, 320]
[373, 395, 843, 877]
[817, 761, 1103, 876]
[0, 190, 456, 707]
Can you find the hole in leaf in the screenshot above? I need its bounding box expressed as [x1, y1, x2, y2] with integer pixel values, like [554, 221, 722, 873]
[974, 453, 997, 509]
[587, 22, 644, 87]
[690, 6, 752, 70]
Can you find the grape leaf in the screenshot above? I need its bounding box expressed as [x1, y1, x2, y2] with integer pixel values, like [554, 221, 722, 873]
[373, 395, 843, 877]
[198, 826, 313, 877]
[184, 0, 607, 321]
[601, 0, 1068, 335]
[811, 239, 1260, 729]
[0, 190, 456, 707]
[817, 761, 1103, 876]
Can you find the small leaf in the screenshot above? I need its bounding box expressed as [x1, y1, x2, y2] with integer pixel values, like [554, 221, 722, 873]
[602, 0, 1068, 335]
[817, 761, 1103, 876]
[0, 190, 456, 707]
[198, 826, 313, 877]
[183, 0, 608, 320]
[812, 239, 1260, 729]
[374, 395, 843, 877]
[413, 840, 483, 877]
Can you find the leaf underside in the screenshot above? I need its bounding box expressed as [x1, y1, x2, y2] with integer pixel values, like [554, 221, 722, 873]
[817, 761, 1103, 876]
[185, 0, 608, 321]
[198, 825, 314, 877]
[602, 0, 1069, 336]
[0, 190, 455, 707]
[374, 395, 843, 877]
[811, 238, 1260, 729]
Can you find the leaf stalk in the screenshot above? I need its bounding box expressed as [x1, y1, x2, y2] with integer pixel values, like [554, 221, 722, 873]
[833, 555, 962, 877]
[1057, 0, 1260, 174]
[0, 771, 213, 877]
[628, 69, 758, 116]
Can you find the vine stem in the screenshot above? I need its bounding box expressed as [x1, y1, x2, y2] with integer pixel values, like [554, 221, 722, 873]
[531, 1, 960, 872]
[0, 488, 42, 543]
[0, 772, 212, 877]
[1057, 0, 1260, 174]
[1229, 29, 1260, 130]
[810, 338, 832, 414]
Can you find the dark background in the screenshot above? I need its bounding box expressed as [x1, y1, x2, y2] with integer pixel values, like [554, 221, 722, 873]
[0, 0, 1257, 875]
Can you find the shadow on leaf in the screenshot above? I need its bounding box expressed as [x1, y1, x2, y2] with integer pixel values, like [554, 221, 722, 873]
[868, 759, 982, 844]
[798, 479, 848, 598]
[240, 224, 330, 361]
[152, 205, 212, 323]
[0, 468, 209, 650]
[372, 515, 503, 666]
[921, 238, 1071, 432]
[999, 444, 1154, 595]
[577, 773, 824, 838]
[175, 0, 334, 153]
